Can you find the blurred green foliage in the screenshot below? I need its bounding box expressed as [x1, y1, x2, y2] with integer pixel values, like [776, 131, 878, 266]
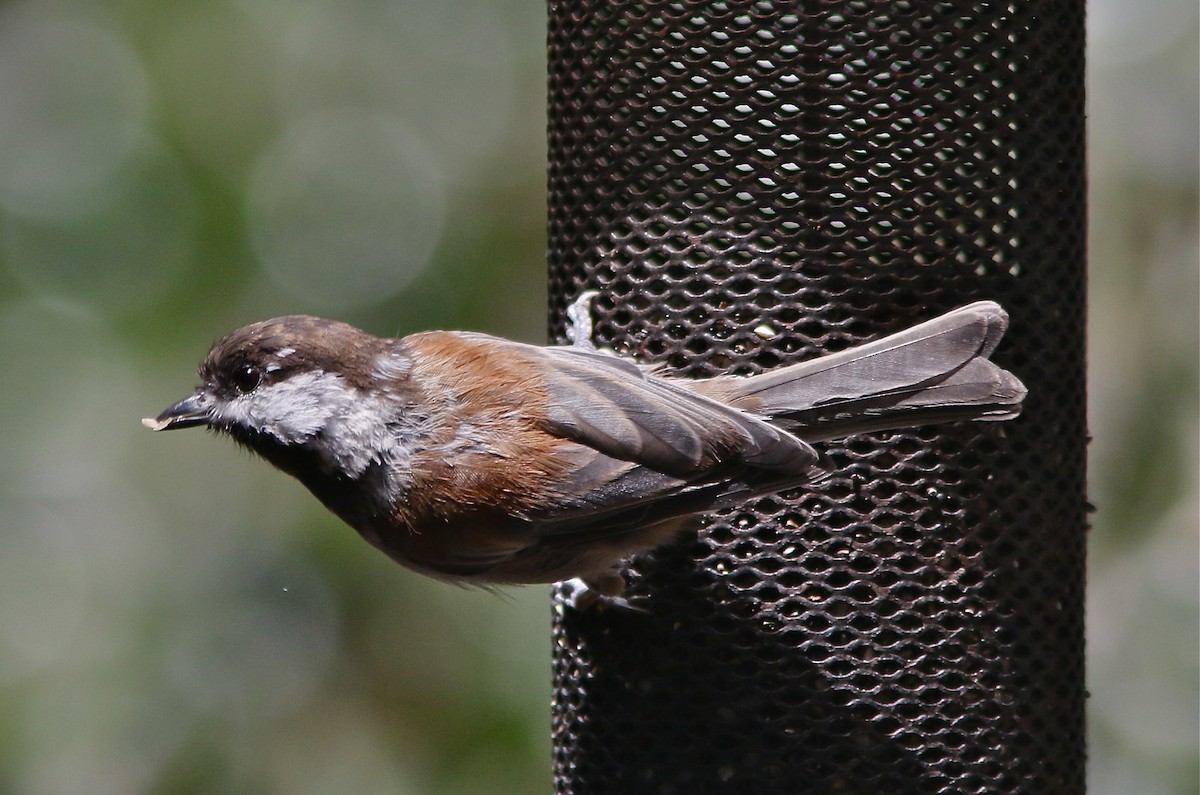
[0, 1, 551, 793]
[0, 1, 1194, 793]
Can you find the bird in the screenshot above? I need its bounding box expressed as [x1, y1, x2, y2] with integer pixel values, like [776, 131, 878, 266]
[144, 294, 1025, 602]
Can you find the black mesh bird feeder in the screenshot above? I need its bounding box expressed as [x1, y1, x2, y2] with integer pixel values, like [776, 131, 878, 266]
[546, 2, 1087, 794]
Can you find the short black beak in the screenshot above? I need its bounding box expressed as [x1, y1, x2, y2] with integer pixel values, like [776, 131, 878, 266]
[142, 392, 212, 431]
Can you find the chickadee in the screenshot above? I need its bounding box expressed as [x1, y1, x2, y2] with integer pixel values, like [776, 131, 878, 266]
[145, 295, 1024, 600]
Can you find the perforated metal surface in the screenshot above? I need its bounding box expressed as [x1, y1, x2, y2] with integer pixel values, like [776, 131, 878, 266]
[547, 2, 1086, 794]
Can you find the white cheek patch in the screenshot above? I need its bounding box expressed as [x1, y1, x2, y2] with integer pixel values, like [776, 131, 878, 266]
[323, 392, 420, 479]
[216, 371, 350, 444]
[214, 370, 417, 480]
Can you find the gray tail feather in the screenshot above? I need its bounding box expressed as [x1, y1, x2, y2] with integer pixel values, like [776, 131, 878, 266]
[728, 301, 1027, 443]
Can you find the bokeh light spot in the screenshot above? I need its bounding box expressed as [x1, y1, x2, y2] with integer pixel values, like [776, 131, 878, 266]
[247, 110, 445, 309]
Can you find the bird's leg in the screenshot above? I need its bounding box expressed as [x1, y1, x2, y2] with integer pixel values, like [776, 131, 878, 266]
[557, 573, 646, 613]
[565, 290, 601, 350]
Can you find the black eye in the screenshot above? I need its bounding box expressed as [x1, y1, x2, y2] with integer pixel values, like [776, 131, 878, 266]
[230, 364, 261, 394]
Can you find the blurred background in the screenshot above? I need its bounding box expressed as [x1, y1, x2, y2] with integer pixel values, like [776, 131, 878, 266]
[0, 1, 1194, 793]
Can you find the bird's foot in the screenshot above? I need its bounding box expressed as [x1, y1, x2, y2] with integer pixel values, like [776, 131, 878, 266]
[556, 575, 646, 613]
[565, 290, 601, 350]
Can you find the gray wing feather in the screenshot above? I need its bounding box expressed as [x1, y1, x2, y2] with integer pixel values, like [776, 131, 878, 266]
[542, 362, 709, 473]
[538, 346, 818, 478]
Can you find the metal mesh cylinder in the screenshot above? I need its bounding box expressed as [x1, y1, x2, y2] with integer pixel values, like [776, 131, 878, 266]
[547, 2, 1086, 794]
